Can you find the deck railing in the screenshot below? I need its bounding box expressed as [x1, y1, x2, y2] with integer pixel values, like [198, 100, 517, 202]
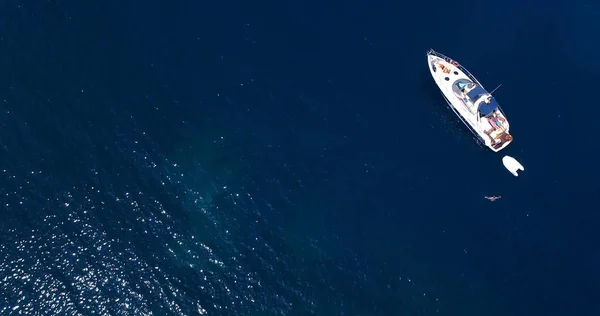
[426, 49, 483, 86]
[426, 49, 507, 114]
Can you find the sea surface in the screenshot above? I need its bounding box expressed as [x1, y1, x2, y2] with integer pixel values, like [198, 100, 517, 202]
[1, 0, 599, 315]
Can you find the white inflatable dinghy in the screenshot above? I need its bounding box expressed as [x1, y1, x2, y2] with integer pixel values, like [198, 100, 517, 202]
[502, 156, 524, 177]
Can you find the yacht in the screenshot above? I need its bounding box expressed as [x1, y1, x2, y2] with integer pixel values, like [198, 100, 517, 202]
[426, 49, 513, 152]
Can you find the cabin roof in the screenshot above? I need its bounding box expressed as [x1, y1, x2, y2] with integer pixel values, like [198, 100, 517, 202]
[478, 97, 499, 116]
[466, 85, 487, 100]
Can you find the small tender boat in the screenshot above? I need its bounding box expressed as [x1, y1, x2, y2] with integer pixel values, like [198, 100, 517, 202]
[502, 156, 524, 177]
[426, 49, 513, 152]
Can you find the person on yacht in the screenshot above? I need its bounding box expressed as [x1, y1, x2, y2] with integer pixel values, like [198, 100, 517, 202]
[488, 116, 500, 127]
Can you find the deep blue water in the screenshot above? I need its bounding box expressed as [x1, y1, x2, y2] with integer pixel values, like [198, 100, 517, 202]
[1, 0, 600, 315]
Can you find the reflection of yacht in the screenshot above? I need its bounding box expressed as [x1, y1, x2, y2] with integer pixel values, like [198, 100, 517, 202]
[426, 49, 513, 152]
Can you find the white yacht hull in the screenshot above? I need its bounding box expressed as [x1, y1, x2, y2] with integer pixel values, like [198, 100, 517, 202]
[426, 49, 512, 152]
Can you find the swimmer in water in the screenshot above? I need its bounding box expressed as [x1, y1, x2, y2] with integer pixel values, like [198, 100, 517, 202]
[485, 196, 501, 201]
